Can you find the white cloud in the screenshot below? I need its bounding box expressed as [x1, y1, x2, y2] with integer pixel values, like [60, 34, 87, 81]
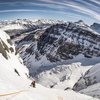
[36, 0, 100, 20]
[89, 0, 100, 5]
[0, 0, 100, 21]
[0, 9, 41, 13]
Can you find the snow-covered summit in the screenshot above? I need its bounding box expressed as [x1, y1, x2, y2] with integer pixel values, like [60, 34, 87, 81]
[75, 20, 88, 27]
[91, 23, 100, 34]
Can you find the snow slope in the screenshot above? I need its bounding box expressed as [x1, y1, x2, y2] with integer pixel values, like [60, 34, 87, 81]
[35, 62, 91, 90]
[80, 83, 100, 99]
[1, 84, 98, 100]
[73, 63, 100, 98]
[73, 63, 100, 91]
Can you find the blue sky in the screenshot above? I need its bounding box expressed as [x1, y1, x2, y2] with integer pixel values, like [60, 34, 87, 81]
[0, 0, 100, 25]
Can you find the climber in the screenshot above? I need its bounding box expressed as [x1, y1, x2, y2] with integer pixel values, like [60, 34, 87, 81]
[30, 80, 36, 88]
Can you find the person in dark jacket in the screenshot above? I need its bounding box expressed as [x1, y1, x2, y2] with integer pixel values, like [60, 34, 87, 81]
[30, 80, 36, 88]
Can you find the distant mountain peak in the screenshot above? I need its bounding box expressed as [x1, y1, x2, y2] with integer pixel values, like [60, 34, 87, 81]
[90, 22, 100, 33]
[75, 20, 88, 27]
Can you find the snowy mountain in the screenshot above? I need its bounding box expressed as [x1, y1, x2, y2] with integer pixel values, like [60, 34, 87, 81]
[79, 82, 100, 99]
[91, 23, 100, 34]
[0, 29, 98, 100]
[75, 20, 88, 27]
[11, 20, 100, 75]
[73, 63, 100, 98]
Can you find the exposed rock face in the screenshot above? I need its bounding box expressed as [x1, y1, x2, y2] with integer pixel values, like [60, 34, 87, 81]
[0, 31, 14, 59]
[18, 22, 100, 62]
[39, 23, 100, 58]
